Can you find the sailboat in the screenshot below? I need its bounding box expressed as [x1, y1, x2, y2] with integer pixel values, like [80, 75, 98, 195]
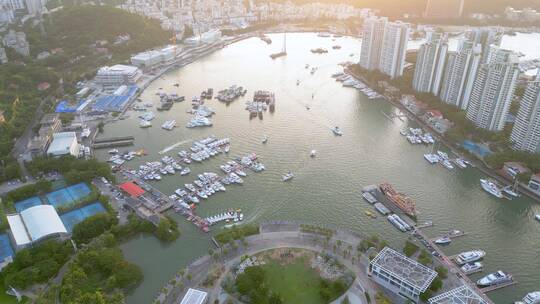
[270, 33, 287, 59]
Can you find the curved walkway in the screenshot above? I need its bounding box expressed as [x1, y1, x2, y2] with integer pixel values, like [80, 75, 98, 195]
[161, 223, 382, 304]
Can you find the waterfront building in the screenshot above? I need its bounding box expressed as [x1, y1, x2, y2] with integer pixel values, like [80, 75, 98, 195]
[180, 288, 208, 304]
[378, 21, 410, 79]
[510, 72, 540, 154]
[368, 247, 437, 303]
[413, 31, 448, 95]
[465, 46, 519, 131]
[423, 0, 464, 19]
[439, 39, 482, 110]
[7, 205, 68, 250]
[428, 285, 487, 304]
[95, 64, 142, 88]
[359, 16, 387, 71]
[47, 132, 80, 158]
[131, 45, 178, 70]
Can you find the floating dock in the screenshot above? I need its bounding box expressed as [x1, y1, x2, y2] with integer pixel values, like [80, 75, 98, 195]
[480, 280, 517, 293]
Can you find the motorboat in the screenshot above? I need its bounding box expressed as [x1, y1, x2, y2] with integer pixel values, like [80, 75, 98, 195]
[310, 150, 317, 157]
[332, 126, 343, 136]
[262, 136, 268, 144]
[515, 291, 540, 304]
[139, 120, 152, 128]
[477, 270, 512, 287]
[434, 236, 451, 245]
[456, 250, 486, 265]
[535, 214, 540, 221]
[461, 262, 483, 274]
[442, 159, 454, 170]
[480, 179, 503, 198]
[108, 149, 119, 154]
[424, 154, 440, 164]
[180, 167, 190, 175]
[282, 171, 294, 182]
[502, 185, 520, 198]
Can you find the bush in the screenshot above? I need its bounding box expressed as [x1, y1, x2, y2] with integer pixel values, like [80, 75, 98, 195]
[215, 225, 259, 245]
[72, 213, 117, 245]
[154, 216, 180, 242]
[4, 179, 52, 202]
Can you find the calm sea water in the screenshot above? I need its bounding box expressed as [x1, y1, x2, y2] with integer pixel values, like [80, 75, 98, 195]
[94, 33, 540, 304]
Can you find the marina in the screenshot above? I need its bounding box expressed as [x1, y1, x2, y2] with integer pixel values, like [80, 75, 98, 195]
[91, 33, 540, 304]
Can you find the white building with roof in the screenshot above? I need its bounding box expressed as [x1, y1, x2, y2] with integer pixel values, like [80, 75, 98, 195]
[47, 132, 79, 157]
[413, 31, 448, 96]
[428, 285, 487, 304]
[95, 64, 142, 87]
[511, 71, 540, 154]
[131, 45, 178, 70]
[378, 21, 410, 79]
[7, 205, 68, 250]
[368, 247, 438, 303]
[180, 288, 208, 304]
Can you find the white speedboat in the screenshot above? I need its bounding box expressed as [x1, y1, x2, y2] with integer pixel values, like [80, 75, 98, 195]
[535, 214, 540, 222]
[424, 153, 440, 164]
[477, 270, 512, 287]
[502, 186, 520, 198]
[434, 236, 451, 245]
[456, 250, 486, 265]
[480, 179, 503, 198]
[180, 167, 190, 175]
[442, 159, 454, 170]
[461, 262, 483, 274]
[515, 291, 540, 304]
[262, 136, 268, 144]
[108, 149, 118, 154]
[139, 120, 152, 128]
[310, 150, 317, 157]
[332, 126, 343, 136]
[282, 171, 294, 181]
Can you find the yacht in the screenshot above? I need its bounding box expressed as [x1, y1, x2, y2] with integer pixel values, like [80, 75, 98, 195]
[515, 291, 540, 304]
[454, 158, 468, 169]
[434, 236, 451, 245]
[180, 167, 190, 176]
[456, 250, 486, 265]
[310, 150, 317, 157]
[480, 179, 503, 198]
[477, 270, 512, 287]
[502, 185, 520, 198]
[442, 159, 454, 170]
[139, 120, 152, 128]
[461, 262, 483, 274]
[161, 120, 176, 130]
[332, 126, 343, 136]
[282, 171, 294, 181]
[437, 150, 449, 160]
[424, 154, 440, 164]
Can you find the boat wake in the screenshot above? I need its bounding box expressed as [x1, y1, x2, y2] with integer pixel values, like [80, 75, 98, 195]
[159, 140, 190, 154]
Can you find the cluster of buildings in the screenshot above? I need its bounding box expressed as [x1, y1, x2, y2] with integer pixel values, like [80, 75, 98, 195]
[27, 113, 82, 159]
[504, 7, 540, 23]
[0, 0, 48, 25]
[119, 0, 372, 36]
[360, 16, 540, 154]
[1, 29, 30, 63]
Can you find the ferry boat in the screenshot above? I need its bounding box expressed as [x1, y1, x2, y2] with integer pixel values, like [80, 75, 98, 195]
[480, 179, 503, 198]
[477, 270, 512, 287]
[515, 291, 540, 304]
[310, 150, 317, 157]
[434, 236, 451, 245]
[282, 171, 294, 182]
[332, 126, 343, 136]
[461, 262, 483, 274]
[456, 250, 486, 265]
[379, 183, 416, 218]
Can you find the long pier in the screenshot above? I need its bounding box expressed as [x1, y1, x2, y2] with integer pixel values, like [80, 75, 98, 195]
[92, 136, 135, 149]
[480, 280, 518, 293]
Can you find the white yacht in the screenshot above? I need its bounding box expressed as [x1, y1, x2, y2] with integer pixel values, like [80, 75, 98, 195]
[502, 185, 520, 198]
[456, 250, 486, 265]
[332, 126, 343, 136]
[282, 171, 294, 181]
[480, 179, 503, 198]
[515, 291, 540, 304]
[180, 167, 190, 176]
[139, 120, 152, 128]
[477, 270, 512, 287]
[434, 236, 451, 245]
[310, 150, 317, 157]
[442, 159, 454, 170]
[424, 153, 440, 164]
[461, 262, 483, 274]
[161, 120, 176, 130]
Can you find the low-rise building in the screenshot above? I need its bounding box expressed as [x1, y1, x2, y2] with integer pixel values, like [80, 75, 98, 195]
[47, 132, 79, 158]
[7, 205, 68, 250]
[180, 288, 208, 304]
[501, 162, 530, 180]
[130, 45, 178, 70]
[428, 285, 487, 304]
[368, 247, 437, 303]
[27, 113, 62, 158]
[95, 64, 142, 88]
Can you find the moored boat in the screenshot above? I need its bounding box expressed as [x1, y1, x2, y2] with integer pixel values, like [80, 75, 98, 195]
[477, 270, 512, 287]
[461, 262, 483, 274]
[480, 179, 503, 198]
[515, 291, 540, 304]
[282, 171, 294, 182]
[456, 250, 486, 265]
[434, 236, 451, 245]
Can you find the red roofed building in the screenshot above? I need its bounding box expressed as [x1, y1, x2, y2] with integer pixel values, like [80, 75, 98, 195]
[119, 182, 145, 197]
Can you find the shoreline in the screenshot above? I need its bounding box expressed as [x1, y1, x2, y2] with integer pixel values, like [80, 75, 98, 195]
[346, 68, 540, 204]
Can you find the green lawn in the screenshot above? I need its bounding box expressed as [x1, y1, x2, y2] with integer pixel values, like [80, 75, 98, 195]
[261, 258, 328, 304]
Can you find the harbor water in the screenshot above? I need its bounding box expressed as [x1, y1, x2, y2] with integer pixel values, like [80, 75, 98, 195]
[94, 33, 540, 304]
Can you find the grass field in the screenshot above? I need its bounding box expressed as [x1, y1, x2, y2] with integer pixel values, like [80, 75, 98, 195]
[261, 258, 328, 304]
